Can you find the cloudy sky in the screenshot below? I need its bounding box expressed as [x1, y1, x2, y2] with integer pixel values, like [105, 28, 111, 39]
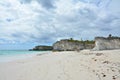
[0, 0, 120, 50]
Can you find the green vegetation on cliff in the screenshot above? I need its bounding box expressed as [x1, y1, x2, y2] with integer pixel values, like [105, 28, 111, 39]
[67, 38, 95, 44]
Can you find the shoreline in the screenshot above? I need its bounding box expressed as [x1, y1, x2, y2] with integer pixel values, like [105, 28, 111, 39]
[0, 51, 51, 63]
[0, 49, 120, 80]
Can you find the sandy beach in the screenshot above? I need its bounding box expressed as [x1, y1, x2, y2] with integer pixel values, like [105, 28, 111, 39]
[0, 49, 120, 80]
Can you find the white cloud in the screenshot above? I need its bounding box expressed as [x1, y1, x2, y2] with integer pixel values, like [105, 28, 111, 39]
[0, 0, 120, 45]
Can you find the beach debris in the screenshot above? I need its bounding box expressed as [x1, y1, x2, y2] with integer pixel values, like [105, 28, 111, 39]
[96, 53, 103, 56]
[36, 54, 43, 56]
[103, 61, 110, 64]
[103, 74, 106, 77]
[101, 73, 106, 77]
[112, 76, 116, 80]
[94, 59, 97, 61]
[112, 69, 115, 72]
[93, 70, 95, 72]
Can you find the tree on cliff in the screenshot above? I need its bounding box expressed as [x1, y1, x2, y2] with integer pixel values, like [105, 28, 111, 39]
[70, 38, 73, 40]
[108, 34, 112, 38]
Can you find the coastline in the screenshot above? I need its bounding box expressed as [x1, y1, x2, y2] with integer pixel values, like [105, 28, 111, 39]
[0, 51, 51, 63]
[0, 49, 120, 80]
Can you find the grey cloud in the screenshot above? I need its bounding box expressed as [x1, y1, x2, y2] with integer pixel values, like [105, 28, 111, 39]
[37, 0, 55, 9]
[94, 15, 120, 29]
[79, 8, 97, 20]
[19, 0, 55, 9]
[78, 0, 101, 5]
[100, 28, 112, 31]
[0, 1, 11, 7]
[19, 0, 32, 4]
[79, 0, 112, 8]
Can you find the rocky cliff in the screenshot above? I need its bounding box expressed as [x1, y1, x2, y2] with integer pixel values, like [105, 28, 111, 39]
[53, 39, 94, 51]
[93, 36, 120, 50]
[30, 45, 53, 51]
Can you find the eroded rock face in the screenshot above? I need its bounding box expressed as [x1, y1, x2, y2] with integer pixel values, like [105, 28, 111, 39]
[93, 37, 120, 50]
[53, 39, 94, 51]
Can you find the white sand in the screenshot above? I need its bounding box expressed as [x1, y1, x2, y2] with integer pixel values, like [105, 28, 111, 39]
[0, 49, 120, 80]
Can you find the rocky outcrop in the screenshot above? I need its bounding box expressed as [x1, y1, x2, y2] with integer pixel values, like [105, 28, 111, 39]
[53, 39, 94, 51]
[93, 36, 120, 50]
[30, 45, 53, 51]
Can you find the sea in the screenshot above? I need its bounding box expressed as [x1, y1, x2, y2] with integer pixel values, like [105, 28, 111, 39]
[0, 50, 49, 63]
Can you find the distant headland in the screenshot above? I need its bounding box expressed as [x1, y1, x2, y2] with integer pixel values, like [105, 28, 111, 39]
[30, 34, 120, 51]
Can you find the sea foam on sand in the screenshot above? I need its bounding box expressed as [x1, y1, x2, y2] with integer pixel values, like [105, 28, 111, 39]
[0, 49, 120, 80]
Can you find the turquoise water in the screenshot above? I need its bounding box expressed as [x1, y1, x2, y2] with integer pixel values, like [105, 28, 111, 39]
[0, 50, 49, 62]
[0, 50, 41, 55]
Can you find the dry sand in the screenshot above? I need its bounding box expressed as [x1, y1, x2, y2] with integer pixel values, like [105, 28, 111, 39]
[0, 49, 120, 80]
